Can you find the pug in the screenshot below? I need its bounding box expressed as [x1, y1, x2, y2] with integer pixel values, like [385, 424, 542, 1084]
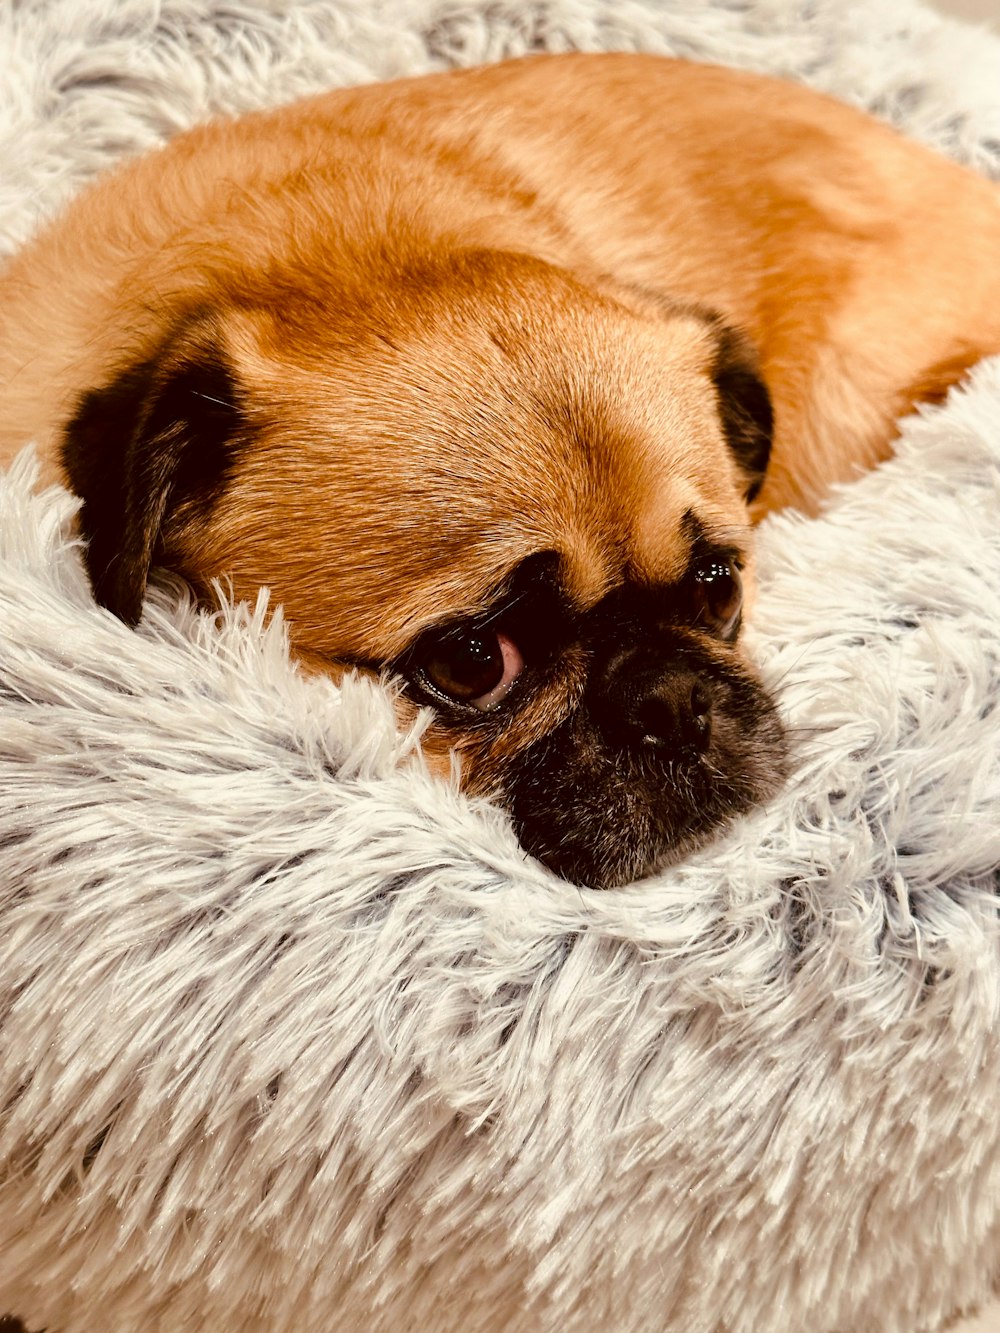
[2, 53, 999, 887]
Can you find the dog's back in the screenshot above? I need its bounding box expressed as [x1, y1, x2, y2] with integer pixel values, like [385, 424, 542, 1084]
[2, 52, 1000, 511]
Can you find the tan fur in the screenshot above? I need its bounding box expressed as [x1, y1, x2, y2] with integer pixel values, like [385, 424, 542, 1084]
[4, 55, 1000, 499]
[2, 53, 999, 876]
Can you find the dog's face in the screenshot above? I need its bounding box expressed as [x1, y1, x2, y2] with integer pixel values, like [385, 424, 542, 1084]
[63, 248, 785, 887]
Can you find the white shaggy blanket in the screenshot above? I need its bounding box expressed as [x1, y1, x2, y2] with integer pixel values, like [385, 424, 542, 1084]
[2, 3, 1000, 1331]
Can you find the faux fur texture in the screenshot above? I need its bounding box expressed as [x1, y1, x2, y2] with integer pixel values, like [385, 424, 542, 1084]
[2, 2, 1000, 1330]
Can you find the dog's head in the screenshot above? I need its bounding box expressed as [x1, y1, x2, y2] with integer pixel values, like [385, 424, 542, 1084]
[63, 247, 785, 887]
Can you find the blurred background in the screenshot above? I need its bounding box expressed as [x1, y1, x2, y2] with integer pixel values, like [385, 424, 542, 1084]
[934, 0, 998, 24]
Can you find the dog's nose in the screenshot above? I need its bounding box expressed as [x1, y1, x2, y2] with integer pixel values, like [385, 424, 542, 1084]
[630, 674, 712, 751]
[593, 661, 713, 754]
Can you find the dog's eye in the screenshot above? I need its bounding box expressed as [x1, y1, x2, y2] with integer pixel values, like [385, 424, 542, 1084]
[421, 629, 524, 710]
[691, 558, 743, 637]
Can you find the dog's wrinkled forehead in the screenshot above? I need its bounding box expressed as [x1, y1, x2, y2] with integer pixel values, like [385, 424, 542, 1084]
[198, 256, 750, 657]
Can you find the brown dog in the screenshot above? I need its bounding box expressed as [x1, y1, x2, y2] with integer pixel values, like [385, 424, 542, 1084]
[2, 53, 999, 886]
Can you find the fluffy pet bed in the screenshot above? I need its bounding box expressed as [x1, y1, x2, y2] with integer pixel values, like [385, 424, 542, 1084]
[2, 2, 1000, 1330]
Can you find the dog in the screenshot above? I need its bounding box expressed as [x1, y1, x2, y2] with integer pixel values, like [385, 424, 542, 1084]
[2, 53, 999, 887]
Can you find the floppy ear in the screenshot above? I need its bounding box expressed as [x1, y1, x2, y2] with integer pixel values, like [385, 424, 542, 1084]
[61, 316, 244, 625]
[710, 324, 773, 503]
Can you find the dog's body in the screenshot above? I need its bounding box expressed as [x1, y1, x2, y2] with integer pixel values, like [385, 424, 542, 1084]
[2, 53, 999, 884]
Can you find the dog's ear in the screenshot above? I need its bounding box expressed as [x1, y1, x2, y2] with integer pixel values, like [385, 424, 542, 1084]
[62, 316, 244, 625]
[710, 324, 773, 503]
[611, 287, 774, 504]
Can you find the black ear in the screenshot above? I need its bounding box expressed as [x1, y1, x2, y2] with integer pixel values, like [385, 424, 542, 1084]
[61, 317, 244, 625]
[710, 324, 773, 504]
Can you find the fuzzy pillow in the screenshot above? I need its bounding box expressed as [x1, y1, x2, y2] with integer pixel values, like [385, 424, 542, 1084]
[2, 2, 1000, 1330]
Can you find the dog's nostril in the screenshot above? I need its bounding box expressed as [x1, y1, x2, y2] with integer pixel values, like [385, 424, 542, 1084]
[628, 674, 713, 752]
[689, 682, 711, 742]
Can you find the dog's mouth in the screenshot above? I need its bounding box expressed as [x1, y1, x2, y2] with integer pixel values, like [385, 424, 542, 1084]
[499, 651, 787, 889]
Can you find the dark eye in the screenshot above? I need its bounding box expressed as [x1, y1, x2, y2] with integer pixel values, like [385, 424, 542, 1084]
[691, 558, 743, 637]
[419, 628, 524, 711]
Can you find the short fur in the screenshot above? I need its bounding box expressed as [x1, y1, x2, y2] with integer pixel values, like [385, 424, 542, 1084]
[3, 51, 1000, 883]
